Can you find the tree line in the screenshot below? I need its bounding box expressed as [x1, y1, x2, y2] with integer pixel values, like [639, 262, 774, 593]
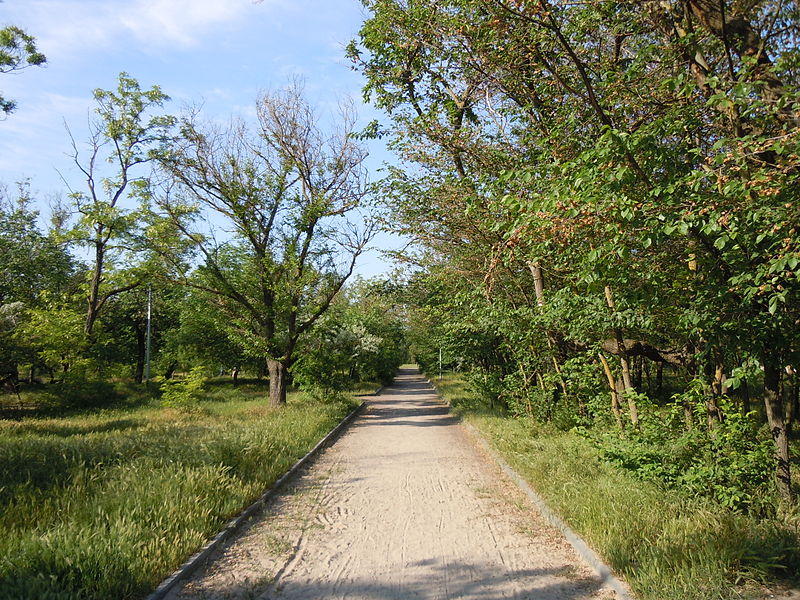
[1, 75, 406, 407]
[348, 0, 799, 507]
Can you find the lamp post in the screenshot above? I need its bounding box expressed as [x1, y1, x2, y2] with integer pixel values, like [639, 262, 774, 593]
[144, 285, 152, 383]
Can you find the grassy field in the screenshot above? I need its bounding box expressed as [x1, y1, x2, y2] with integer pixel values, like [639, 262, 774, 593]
[433, 372, 800, 600]
[0, 380, 361, 600]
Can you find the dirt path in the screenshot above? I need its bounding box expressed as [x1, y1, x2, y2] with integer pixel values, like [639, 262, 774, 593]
[170, 367, 620, 600]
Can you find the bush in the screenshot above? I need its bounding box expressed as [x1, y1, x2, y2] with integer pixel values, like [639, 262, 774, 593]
[436, 373, 800, 600]
[159, 366, 207, 411]
[586, 390, 776, 514]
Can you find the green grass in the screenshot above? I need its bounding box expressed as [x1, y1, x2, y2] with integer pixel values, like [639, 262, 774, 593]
[349, 379, 384, 395]
[434, 372, 800, 600]
[0, 383, 357, 600]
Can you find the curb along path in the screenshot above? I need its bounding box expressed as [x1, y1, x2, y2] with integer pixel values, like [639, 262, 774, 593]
[149, 400, 367, 600]
[167, 367, 624, 600]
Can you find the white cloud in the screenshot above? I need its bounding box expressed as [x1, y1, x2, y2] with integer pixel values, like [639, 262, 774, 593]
[119, 0, 254, 48]
[3, 0, 280, 59]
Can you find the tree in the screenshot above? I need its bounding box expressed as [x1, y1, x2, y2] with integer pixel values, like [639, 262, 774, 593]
[352, 0, 799, 503]
[0, 181, 75, 307]
[293, 278, 408, 393]
[63, 72, 174, 340]
[156, 82, 375, 406]
[161, 284, 258, 381]
[0, 24, 46, 117]
[101, 283, 184, 383]
[0, 182, 76, 384]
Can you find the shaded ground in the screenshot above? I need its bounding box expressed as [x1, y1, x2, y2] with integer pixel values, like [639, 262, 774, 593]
[168, 367, 621, 600]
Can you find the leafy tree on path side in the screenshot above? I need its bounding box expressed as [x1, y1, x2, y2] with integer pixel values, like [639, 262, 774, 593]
[0, 181, 75, 307]
[351, 0, 799, 503]
[0, 182, 76, 385]
[154, 82, 376, 407]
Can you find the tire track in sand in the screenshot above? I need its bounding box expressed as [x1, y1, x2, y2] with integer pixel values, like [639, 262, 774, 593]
[169, 367, 623, 600]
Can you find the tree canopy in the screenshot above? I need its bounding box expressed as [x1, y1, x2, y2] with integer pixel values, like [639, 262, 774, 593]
[154, 82, 377, 406]
[350, 0, 799, 503]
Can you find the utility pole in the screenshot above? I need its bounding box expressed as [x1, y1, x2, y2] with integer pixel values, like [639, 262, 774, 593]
[144, 285, 152, 383]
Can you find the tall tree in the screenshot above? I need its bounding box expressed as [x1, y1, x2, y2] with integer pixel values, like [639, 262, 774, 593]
[352, 0, 799, 502]
[156, 82, 375, 406]
[0, 181, 75, 307]
[0, 182, 76, 385]
[63, 72, 174, 340]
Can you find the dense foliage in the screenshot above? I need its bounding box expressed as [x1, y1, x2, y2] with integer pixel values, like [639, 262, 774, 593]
[350, 0, 799, 506]
[436, 373, 800, 600]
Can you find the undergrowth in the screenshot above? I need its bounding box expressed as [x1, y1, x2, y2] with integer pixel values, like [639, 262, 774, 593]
[0, 384, 357, 600]
[434, 371, 800, 600]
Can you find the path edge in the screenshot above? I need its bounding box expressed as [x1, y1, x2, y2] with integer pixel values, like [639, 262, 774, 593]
[146, 394, 375, 600]
[426, 377, 635, 600]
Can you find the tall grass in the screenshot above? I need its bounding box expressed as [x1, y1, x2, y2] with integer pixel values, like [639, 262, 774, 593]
[0, 386, 357, 600]
[435, 372, 800, 600]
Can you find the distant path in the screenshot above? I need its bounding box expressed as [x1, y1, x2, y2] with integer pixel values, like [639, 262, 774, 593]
[171, 367, 618, 600]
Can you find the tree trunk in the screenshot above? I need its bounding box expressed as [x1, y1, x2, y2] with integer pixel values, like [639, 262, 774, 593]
[85, 241, 104, 338]
[790, 373, 799, 436]
[785, 366, 797, 437]
[604, 285, 638, 427]
[763, 361, 794, 503]
[268, 357, 289, 407]
[1, 363, 20, 397]
[740, 375, 751, 415]
[656, 361, 663, 391]
[528, 261, 569, 403]
[683, 397, 695, 431]
[163, 362, 177, 380]
[704, 359, 723, 429]
[633, 356, 643, 390]
[530, 262, 545, 309]
[599, 353, 624, 429]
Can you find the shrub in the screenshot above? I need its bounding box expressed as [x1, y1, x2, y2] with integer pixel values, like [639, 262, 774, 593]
[586, 389, 776, 514]
[159, 366, 207, 411]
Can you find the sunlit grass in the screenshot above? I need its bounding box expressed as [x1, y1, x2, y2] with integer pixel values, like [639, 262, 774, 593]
[0, 385, 357, 600]
[349, 379, 384, 395]
[434, 371, 800, 600]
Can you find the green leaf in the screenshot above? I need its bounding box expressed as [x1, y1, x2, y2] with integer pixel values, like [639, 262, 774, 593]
[768, 296, 778, 315]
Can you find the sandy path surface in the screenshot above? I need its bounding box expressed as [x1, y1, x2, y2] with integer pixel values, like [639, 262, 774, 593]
[169, 367, 620, 600]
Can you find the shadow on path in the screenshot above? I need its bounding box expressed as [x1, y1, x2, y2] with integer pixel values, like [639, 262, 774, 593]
[354, 368, 460, 429]
[222, 559, 603, 600]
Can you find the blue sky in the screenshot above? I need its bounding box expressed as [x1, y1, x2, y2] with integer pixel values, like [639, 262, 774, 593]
[0, 0, 403, 277]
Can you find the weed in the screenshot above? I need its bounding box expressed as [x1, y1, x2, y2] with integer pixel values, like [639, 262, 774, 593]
[0, 385, 355, 599]
[436, 372, 800, 600]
